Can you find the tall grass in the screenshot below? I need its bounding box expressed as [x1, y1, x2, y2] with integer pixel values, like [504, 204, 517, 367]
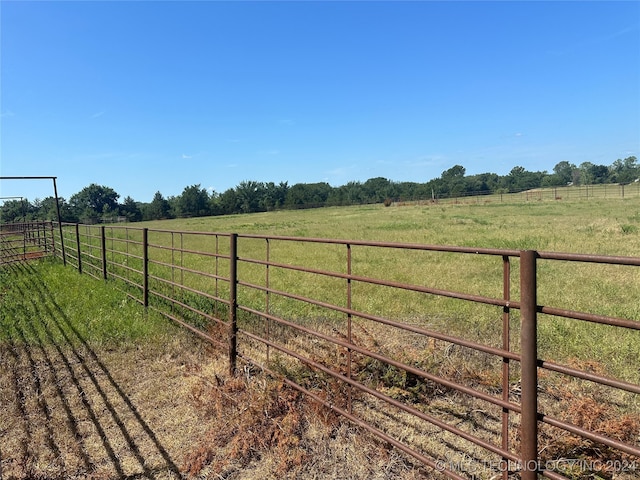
[91, 197, 640, 384]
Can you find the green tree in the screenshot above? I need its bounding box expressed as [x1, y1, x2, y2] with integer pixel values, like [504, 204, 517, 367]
[261, 181, 289, 211]
[236, 180, 265, 213]
[0, 199, 30, 222]
[177, 184, 210, 217]
[610, 156, 638, 183]
[144, 191, 171, 220]
[217, 188, 240, 215]
[552, 161, 576, 185]
[120, 196, 142, 222]
[69, 184, 120, 221]
[285, 182, 332, 208]
[503, 166, 544, 192]
[440, 165, 467, 197]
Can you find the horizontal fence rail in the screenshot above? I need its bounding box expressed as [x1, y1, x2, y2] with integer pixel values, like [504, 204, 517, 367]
[11, 222, 639, 479]
[0, 221, 55, 265]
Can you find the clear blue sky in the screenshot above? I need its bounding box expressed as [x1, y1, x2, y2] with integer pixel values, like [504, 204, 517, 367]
[1, 1, 638, 204]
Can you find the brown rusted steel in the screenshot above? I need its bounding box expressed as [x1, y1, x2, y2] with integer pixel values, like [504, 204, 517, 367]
[147, 304, 226, 350]
[520, 250, 539, 480]
[239, 278, 522, 362]
[239, 232, 522, 257]
[501, 255, 511, 480]
[540, 413, 640, 458]
[239, 303, 521, 414]
[241, 255, 514, 309]
[539, 359, 640, 394]
[346, 242, 353, 414]
[265, 238, 271, 363]
[52, 177, 66, 265]
[539, 305, 640, 330]
[142, 228, 149, 307]
[240, 329, 520, 467]
[100, 226, 107, 279]
[269, 369, 470, 480]
[148, 274, 228, 305]
[228, 233, 238, 376]
[75, 223, 82, 274]
[537, 250, 640, 266]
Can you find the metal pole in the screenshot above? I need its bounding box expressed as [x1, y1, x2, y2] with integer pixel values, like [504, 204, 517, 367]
[101, 226, 107, 280]
[75, 223, 82, 274]
[142, 228, 149, 307]
[229, 233, 238, 376]
[52, 177, 66, 265]
[501, 255, 511, 480]
[520, 250, 539, 479]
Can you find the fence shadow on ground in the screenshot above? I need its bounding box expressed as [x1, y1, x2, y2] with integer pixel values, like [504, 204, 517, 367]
[0, 262, 182, 480]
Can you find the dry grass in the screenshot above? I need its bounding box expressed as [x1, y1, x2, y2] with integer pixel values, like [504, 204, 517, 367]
[0, 260, 432, 479]
[0, 321, 432, 480]
[0, 332, 213, 479]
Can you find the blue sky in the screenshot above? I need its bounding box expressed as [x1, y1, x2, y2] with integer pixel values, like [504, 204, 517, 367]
[1, 1, 638, 203]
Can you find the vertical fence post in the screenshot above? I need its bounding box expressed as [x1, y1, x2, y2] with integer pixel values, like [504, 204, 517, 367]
[346, 243, 353, 414]
[501, 255, 511, 480]
[75, 223, 82, 274]
[142, 228, 149, 307]
[520, 250, 539, 479]
[100, 226, 107, 280]
[49, 222, 55, 256]
[229, 233, 238, 376]
[52, 177, 66, 266]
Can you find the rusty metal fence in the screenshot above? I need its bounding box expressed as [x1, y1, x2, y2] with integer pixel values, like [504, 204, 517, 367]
[0, 221, 56, 265]
[33, 223, 640, 478]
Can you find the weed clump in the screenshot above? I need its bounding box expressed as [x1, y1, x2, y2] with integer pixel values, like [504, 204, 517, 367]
[183, 373, 313, 477]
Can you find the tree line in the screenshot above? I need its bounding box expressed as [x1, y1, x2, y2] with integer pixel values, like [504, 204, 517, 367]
[1, 157, 637, 224]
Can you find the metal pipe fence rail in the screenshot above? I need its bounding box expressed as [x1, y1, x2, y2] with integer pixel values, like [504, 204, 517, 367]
[46, 223, 640, 479]
[395, 182, 640, 207]
[0, 221, 55, 265]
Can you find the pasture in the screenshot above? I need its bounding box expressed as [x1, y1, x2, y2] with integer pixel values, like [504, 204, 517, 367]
[2, 195, 639, 479]
[133, 197, 640, 380]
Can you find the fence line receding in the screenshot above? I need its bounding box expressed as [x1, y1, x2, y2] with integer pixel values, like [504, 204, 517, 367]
[4, 221, 638, 480]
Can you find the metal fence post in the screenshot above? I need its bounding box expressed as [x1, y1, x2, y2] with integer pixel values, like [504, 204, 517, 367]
[229, 233, 238, 376]
[75, 223, 82, 274]
[101, 226, 107, 280]
[520, 250, 539, 479]
[142, 228, 149, 307]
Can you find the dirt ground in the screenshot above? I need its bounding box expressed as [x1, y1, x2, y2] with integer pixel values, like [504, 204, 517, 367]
[0, 330, 427, 480]
[0, 330, 215, 480]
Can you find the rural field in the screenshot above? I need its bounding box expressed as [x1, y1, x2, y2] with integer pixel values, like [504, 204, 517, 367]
[1, 196, 639, 479]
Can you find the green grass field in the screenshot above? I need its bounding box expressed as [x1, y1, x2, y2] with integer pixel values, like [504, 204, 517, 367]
[138, 196, 640, 255]
[86, 197, 638, 386]
[3, 195, 640, 479]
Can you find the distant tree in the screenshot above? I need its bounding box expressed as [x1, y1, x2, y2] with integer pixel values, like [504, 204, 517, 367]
[261, 181, 289, 211]
[464, 173, 498, 195]
[217, 188, 240, 215]
[440, 165, 467, 197]
[144, 191, 171, 220]
[0, 199, 30, 222]
[610, 156, 638, 183]
[236, 180, 265, 213]
[285, 182, 332, 208]
[578, 162, 608, 185]
[362, 177, 395, 203]
[552, 161, 576, 185]
[177, 184, 210, 217]
[503, 166, 544, 192]
[120, 196, 142, 222]
[69, 184, 120, 221]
